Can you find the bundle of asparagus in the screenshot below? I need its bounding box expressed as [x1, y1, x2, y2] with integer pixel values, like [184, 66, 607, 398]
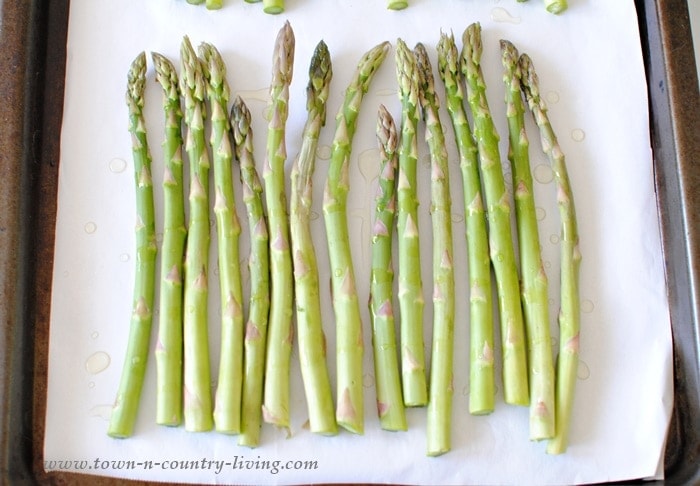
[110, 21, 582, 457]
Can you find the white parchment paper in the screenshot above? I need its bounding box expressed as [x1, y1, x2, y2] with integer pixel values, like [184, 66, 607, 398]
[45, 0, 674, 484]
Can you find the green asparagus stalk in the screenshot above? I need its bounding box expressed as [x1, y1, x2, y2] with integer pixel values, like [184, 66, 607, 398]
[436, 32, 495, 415]
[262, 21, 295, 430]
[370, 104, 407, 432]
[415, 42, 456, 456]
[462, 23, 529, 406]
[180, 35, 214, 432]
[199, 42, 245, 435]
[230, 96, 271, 448]
[387, 0, 408, 9]
[519, 53, 581, 454]
[151, 52, 186, 427]
[289, 41, 337, 436]
[395, 38, 427, 407]
[108, 52, 157, 438]
[544, 0, 567, 14]
[187, 0, 205, 4]
[263, 0, 284, 14]
[206, 0, 223, 9]
[501, 40, 556, 441]
[323, 40, 391, 434]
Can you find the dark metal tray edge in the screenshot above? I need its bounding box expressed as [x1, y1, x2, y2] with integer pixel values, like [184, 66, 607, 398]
[0, 0, 698, 484]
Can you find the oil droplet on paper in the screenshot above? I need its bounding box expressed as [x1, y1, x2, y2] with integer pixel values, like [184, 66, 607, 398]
[534, 164, 554, 184]
[451, 213, 464, 223]
[310, 210, 320, 221]
[84, 222, 97, 234]
[550, 234, 560, 244]
[577, 360, 590, 380]
[85, 351, 111, 374]
[88, 381, 95, 389]
[119, 253, 130, 263]
[363, 373, 375, 388]
[376, 88, 396, 97]
[90, 404, 113, 420]
[581, 299, 595, 314]
[316, 144, 331, 160]
[238, 87, 269, 103]
[543, 260, 551, 269]
[571, 128, 586, 142]
[358, 148, 380, 182]
[546, 91, 560, 104]
[109, 158, 127, 173]
[491, 7, 521, 24]
[535, 207, 546, 221]
[90, 331, 99, 340]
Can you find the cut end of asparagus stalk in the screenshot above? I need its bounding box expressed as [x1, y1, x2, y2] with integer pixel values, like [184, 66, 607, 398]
[263, 0, 285, 14]
[544, 0, 568, 14]
[387, 0, 408, 10]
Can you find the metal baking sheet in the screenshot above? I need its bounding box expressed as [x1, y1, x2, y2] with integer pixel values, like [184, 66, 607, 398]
[0, 0, 697, 484]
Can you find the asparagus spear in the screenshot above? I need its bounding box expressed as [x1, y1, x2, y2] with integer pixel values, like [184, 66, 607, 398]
[323, 40, 391, 434]
[544, 0, 567, 14]
[415, 42, 456, 456]
[180, 35, 214, 432]
[519, 53, 581, 454]
[436, 32, 495, 415]
[462, 23, 529, 406]
[108, 52, 157, 438]
[370, 104, 407, 432]
[263, 0, 284, 14]
[395, 38, 427, 407]
[289, 40, 337, 436]
[262, 21, 295, 430]
[206, 0, 223, 8]
[501, 40, 556, 441]
[230, 96, 271, 447]
[151, 52, 186, 427]
[199, 42, 245, 435]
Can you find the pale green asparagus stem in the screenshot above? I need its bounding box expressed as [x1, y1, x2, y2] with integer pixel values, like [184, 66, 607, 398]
[323, 40, 391, 434]
[370, 104, 407, 432]
[263, 0, 284, 14]
[231, 96, 271, 448]
[206, 0, 223, 9]
[501, 40, 555, 441]
[289, 41, 337, 436]
[152, 52, 186, 427]
[180, 35, 214, 432]
[395, 38, 427, 407]
[415, 43, 456, 456]
[436, 32, 495, 415]
[200, 42, 245, 435]
[387, 0, 408, 10]
[262, 21, 295, 429]
[544, 0, 567, 14]
[462, 23, 529, 406]
[519, 53, 581, 454]
[108, 52, 157, 438]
